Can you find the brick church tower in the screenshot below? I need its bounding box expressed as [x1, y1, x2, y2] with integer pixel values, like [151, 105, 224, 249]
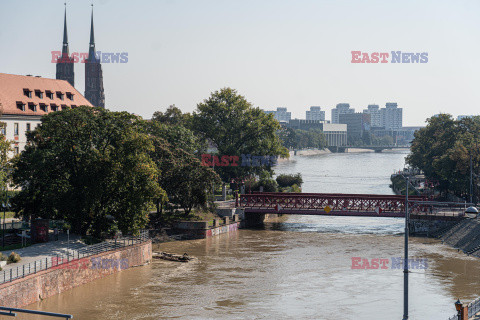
[84, 6, 105, 108]
[56, 5, 74, 87]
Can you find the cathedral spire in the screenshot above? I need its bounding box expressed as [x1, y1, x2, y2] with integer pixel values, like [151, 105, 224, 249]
[56, 2, 74, 87]
[62, 3, 69, 56]
[88, 4, 96, 61]
[85, 3, 105, 108]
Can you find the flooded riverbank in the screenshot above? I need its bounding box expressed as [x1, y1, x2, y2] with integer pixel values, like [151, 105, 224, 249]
[20, 150, 480, 320]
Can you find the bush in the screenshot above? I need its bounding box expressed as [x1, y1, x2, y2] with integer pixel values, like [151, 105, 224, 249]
[276, 173, 303, 188]
[251, 178, 278, 192]
[7, 252, 21, 263]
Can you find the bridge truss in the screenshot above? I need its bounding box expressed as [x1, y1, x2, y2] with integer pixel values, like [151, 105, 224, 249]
[238, 193, 465, 219]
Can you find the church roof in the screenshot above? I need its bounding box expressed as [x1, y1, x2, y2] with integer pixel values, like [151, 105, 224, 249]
[0, 73, 93, 116]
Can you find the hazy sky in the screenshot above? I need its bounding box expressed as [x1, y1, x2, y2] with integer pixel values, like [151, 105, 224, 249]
[1, 0, 479, 126]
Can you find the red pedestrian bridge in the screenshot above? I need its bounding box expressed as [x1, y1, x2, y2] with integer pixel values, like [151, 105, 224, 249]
[237, 193, 464, 220]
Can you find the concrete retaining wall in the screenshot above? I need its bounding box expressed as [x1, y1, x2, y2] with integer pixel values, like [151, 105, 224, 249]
[409, 219, 459, 236]
[440, 219, 480, 257]
[0, 241, 152, 308]
[174, 222, 240, 239]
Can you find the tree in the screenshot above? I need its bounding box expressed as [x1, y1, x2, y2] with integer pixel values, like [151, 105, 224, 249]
[149, 137, 220, 216]
[192, 88, 289, 182]
[152, 105, 192, 127]
[11, 106, 165, 238]
[406, 114, 480, 199]
[143, 120, 205, 155]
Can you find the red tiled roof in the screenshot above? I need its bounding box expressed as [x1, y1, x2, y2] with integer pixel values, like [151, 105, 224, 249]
[0, 73, 93, 116]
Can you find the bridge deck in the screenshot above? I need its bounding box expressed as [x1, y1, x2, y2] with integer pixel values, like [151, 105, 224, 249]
[239, 193, 465, 219]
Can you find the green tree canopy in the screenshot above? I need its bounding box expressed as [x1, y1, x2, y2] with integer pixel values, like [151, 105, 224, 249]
[148, 137, 220, 215]
[407, 114, 480, 198]
[11, 106, 165, 237]
[192, 88, 288, 182]
[143, 120, 204, 155]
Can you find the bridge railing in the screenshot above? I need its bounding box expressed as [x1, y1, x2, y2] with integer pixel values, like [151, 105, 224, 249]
[239, 193, 466, 218]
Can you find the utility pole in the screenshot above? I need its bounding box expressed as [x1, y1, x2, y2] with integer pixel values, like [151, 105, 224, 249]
[403, 177, 409, 320]
[470, 154, 473, 204]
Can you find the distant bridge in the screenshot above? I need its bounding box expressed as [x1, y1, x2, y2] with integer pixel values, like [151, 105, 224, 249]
[238, 192, 465, 220]
[328, 145, 410, 153]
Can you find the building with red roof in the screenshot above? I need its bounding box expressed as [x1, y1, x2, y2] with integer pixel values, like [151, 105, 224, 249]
[0, 73, 93, 155]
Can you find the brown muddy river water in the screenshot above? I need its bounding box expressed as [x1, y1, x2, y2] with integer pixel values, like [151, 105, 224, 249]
[18, 151, 480, 319]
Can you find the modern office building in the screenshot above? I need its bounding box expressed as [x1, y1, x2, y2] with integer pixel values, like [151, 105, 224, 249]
[371, 126, 421, 145]
[363, 104, 382, 127]
[0, 73, 93, 156]
[264, 107, 291, 123]
[306, 106, 325, 121]
[339, 113, 371, 138]
[331, 103, 355, 124]
[381, 102, 402, 130]
[285, 120, 347, 147]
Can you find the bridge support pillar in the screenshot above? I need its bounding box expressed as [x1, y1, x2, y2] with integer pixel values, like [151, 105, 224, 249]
[243, 212, 266, 228]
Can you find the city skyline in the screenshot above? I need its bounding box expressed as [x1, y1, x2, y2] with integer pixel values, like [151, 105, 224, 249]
[1, 0, 480, 126]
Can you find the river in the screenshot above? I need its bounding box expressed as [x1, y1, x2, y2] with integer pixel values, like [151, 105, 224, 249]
[21, 150, 480, 320]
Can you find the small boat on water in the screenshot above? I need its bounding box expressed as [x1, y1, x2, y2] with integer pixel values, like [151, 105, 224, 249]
[154, 252, 193, 262]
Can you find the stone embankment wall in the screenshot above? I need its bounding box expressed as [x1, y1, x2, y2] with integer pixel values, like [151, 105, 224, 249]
[409, 218, 459, 236]
[440, 219, 480, 257]
[174, 219, 240, 239]
[0, 241, 152, 308]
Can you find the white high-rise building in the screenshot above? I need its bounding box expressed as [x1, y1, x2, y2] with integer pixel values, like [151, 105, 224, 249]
[264, 107, 291, 123]
[363, 104, 382, 127]
[331, 103, 355, 124]
[381, 102, 403, 130]
[306, 106, 325, 121]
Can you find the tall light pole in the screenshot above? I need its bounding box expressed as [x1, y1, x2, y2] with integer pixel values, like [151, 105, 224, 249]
[403, 177, 410, 320]
[470, 154, 474, 205]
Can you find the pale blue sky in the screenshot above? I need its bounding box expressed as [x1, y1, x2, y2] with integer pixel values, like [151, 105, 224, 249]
[1, 0, 479, 126]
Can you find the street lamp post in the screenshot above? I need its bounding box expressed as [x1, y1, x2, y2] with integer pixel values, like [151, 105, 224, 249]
[403, 177, 409, 320]
[455, 299, 463, 320]
[2, 202, 5, 248]
[471, 154, 474, 205]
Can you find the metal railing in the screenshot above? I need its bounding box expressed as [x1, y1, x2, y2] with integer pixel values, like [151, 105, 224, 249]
[0, 307, 72, 319]
[0, 230, 149, 285]
[469, 296, 480, 318]
[1, 221, 29, 231]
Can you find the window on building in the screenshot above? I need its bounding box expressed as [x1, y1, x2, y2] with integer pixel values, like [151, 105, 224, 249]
[56, 92, 64, 100]
[66, 92, 74, 100]
[16, 102, 25, 111]
[71, 105, 77, 109]
[35, 90, 44, 99]
[14, 123, 19, 136]
[14, 147, 19, 155]
[40, 103, 48, 112]
[61, 105, 69, 111]
[0, 124, 5, 136]
[28, 103, 37, 112]
[23, 89, 32, 98]
[46, 90, 54, 99]
[50, 104, 58, 112]
[26, 123, 31, 132]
